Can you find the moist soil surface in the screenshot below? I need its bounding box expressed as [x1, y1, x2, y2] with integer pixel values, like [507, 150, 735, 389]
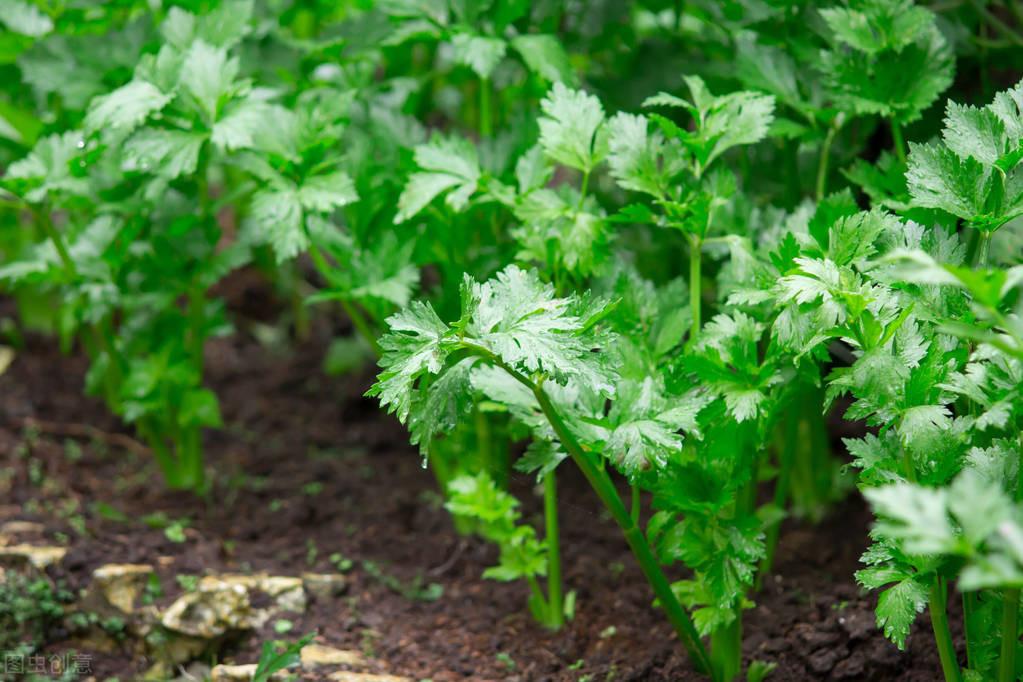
[0, 278, 953, 681]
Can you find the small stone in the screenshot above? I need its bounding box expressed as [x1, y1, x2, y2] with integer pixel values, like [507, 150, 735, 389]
[302, 572, 348, 600]
[91, 563, 154, 613]
[0, 544, 67, 570]
[154, 632, 209, 666]
[210, 663, 257, 681]
[328, 674, 412, 682]
[170, 661, 212, 682]
[301, 644, 365, 668]
[161, 580, 253, 638]
[0, 521, 46, 536]
[210, 663, 289, 681]
[200, 574, 307, 613]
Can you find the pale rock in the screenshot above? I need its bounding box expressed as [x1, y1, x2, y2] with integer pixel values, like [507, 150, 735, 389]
[0, 544, 67, 570]
[210, 663, 288, 681]
[300, 643, 365, 668]
[0, 520, 46, 536]
[302, 572, 348, 600]
[201, 574, 306, 611]
[90, 563, 154, 613]
[210, 663, 256, 681]
[161, 579, 254, 638]
[328, 673, 412, 682]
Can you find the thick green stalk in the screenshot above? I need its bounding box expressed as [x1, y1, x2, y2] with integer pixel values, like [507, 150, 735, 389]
[631, 482, 641, 525]
[999, 440, 1023, 682]
[544, 470, 564, 629]
[930, 577, 962, 682]
[759, 417, 797, 585]
[460, 345, 713, 675]
[308, 242, 382, 356]
[474, 408, 491, 478]
[963, 591, 979, 670]
[577, 170, 591, 212]
[531, 381, 715, 677]
[479, 77, 492, 138]
[709, 617, 742, 682]
[999, 588, 1019, 682]
[688, 234, 702, 346]
[890, 119, 907, 164]
[815, 123, 839, 200]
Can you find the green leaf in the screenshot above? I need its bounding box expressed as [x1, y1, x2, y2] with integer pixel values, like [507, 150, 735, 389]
[252, 632, 314, 682]
[85, 81, 172, 135]
[538, 83, 606, 173]
[821, 1, 934, 54]
[461, 265, 615, 393]
[606, 112, 685, 198]
[370, 301, 450, 422]
[646, 76, 774, 172]
[942, 101, 1007, 167]
[511, 34, 576, 85]
[4, 131, 88, 201]
[602, 378, 704, 474]
[874, 576, 929, 649]
[123, 128, 206, 179]
[906, 142, 990, 222]
[298, 171, 359, 213]
[180, 40, 240, 122]
[179, 388, 222, 428]
[820, 24, 953, 124]
[211, 98, 271, 151]
[451, 32, 506, 80]
[161, 1, 254, 49]
[251, 188, 305, 262]
[0, 0, 52, 37]
[395, 135, 480, 222]
[863, 483, 954, 555]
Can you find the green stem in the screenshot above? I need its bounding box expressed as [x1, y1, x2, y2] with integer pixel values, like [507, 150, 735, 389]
[577, 170, 590, 212]
[459, 344, 714, 675]
[39, 209, 125, 401]
[815, 123, 839, 201]
[475, 407, 491, 476]
[544, 470, 564, 629]
[479, 77, 492, 138]
[187, 286, 205, 373]
[631, 482, 641, 525]
[1000, 439, 1023, 681]
[969, 0, 1023, 46]
[999, 588, 1019, 682]
[930, 577, 962, 682]
[39, 210, 75, 274]
[975, 231, 991, 268]
[531, 380, 714, 677]
[688, 234, 702, 347]
[963, 591, 978, 670]
[339, 298, 382, 356]
[527, 575, 549, 613]
[308, 242, 382, 356]
[759, 419, 796, 585]
[709, 616, 742, 682]
[890, 119, 907, 164]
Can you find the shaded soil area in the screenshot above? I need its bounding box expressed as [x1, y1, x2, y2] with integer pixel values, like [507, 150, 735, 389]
[0, 283, 952, 681]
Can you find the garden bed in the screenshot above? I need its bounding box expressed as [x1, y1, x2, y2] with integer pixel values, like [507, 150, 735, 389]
[1, 289, 949, 681]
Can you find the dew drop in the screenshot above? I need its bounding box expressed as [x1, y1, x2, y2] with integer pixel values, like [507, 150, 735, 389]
[75, 139, 85, 149]
[420, 456, 428, 470]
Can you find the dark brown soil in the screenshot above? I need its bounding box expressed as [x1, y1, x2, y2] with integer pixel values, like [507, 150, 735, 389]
[0, 280, 954, 681]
